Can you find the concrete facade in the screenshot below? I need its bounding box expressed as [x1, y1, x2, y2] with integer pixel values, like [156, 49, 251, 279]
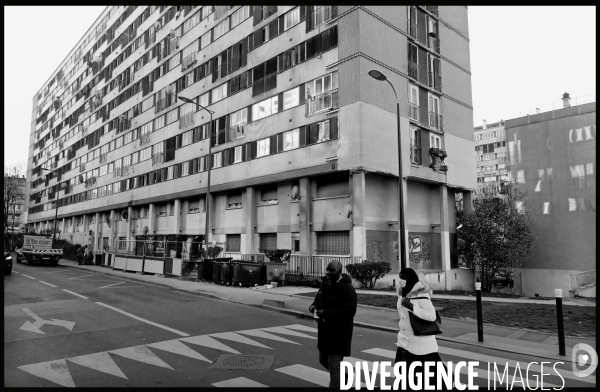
[26, 6, 474, 290]
[505, 100, 596, 297]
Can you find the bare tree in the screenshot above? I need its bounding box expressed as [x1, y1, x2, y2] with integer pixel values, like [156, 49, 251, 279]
[4, 163, 26, 248]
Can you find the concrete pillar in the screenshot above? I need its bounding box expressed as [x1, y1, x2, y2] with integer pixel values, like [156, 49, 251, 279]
[173, 199, 181, 235]
[109, 210, 115, 249]
[61, 218, 66, 239]
[439, 185, 452, 290]
[351, 171, 367, 259]
[244, 186, 256, 254]
[463, 190, 474, 215]
[299, 177, 312, 256]
[126, 206, 133, 241]
[94, 212, 100, 251]
[149, 203, 156, 234]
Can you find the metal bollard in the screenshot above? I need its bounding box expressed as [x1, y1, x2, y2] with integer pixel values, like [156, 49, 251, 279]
[555, 289, 566, 356]
[476, 282, 483, 342]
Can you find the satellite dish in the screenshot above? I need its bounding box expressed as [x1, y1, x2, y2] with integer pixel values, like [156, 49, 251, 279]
[165, 85, 173, 94]
[122, 210, 129, 220]
[154, 21, 162, 31]
[143, 226, 148, 235]
[344, 202, 353, 219]
[291, 185, 299, 199]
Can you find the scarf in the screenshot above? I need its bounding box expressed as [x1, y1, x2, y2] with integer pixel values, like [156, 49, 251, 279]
[400, 267, 419, 297]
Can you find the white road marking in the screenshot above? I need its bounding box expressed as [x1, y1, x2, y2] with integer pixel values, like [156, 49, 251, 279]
[109, 345, 173, 369]
[12, 270, 20, 274]
[21, 274, 36, 279]
[20, 308, 75, 334]
[275, 364, 330, 387]
[39, 280, 58, 287]
[236, 329, 300, 345]
[213, 377, 268, 387]
[98, 282, 125, 288]
[180, 335, 240, 354]
[261, 326, 317, 339]
[67, 352, 128, 379]
[210, 332, 273, 349]
[62, 289, 88, 300]
[280, 323, 318, 333]
[362, 348, 563, 388]
[69, 274, 95, 280]
[95, 302, 190, 337]
[18, 359, 76, 387]
[147, 339, 212, 363]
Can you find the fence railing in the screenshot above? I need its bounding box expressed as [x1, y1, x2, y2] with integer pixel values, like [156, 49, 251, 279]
[99, 152, 108, 163]
[252, 73, 277, 97]
[113, 165, 129, 178]
[410, 146, 422, 165]
[306, 89, 339, 116]
[428, 72, 442, 91]
[152, 152, 164, 166]
[228, 124, 246, 140]
[179, 111, 195, 129]
[286, 256, 363, 281]
[79, 163, 86, 172]
[181, 52, 197, 71]
[428, 36, 440, 53]
[306, 6, 337, 32]
[570, 270, 596, 298]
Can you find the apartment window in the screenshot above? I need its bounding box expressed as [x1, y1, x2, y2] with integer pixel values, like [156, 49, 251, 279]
[252, 96, 278, 121]
[316, 173, 349, 198]
[284, 7, 300, 30]
[142, 207, 149, 218]
[212, 83, 228, 103]
[430, 134, 442, 149]
[408, 43, 419, 80]
[256, 138, 270, 157]
[131, 152, 139, 165]
[200, 31, 211, 49]
[213, 19, 230, 40]
[189, 199, 200, 213]
[408, 84, 419, 121]
[428, 93, 441, 130]
[230, 6, 250, 28]
[181, 161, 190, 176]
[305, 72, 338, 114]
[226, 234, 241, 252]
[260, 185, 278, 205]
[201, 5, 213, 20]
[233, 146, 243, 163]
[316, 231, 350, 255]
[155, 115, 165, 130]
[283, 128, 299, 151]
[475, 134, 480, 141]
[291, 233, 300, 253]
[166, 108, 178, 124]
[259, 233, 277, 252]
[410, 127, 422, 165]
[283, 87, 300, 110]
[227, 192, 242, 208]
[181, 130, 193, 147]
[198, 156, 206, 172]
[199, 92, 209, 108]
[210, 151, 222, 168]
[158, 204, 168, 217]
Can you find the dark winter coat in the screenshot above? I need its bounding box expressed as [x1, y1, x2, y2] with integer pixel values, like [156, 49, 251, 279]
[310, 273, 357, 356]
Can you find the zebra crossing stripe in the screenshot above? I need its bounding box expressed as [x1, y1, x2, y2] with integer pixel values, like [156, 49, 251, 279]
[237, 329, 301, 345]
[261, 326, 317, 340]
[275, 364, 331, 387]
[147, 340, 212, 363]
[67, 352, 127, 379]
[275, 324, 318, 333]
[362, 348, 563, 388]
[210, 332, 273, 349]
[109, 345, 174, 369]
[212, 377, 269, 387]
[18, 359, 76, 388]
[180, 335, 241, 354]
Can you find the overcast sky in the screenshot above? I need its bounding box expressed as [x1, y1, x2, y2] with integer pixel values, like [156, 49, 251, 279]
[4, 6, 596, 169]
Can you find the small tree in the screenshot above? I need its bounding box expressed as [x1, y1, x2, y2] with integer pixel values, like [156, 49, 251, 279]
[457, 180, 535, 292]
[263, 249, 292, 262]
[4, 164, 26, 249]
[345, 261, 392, 289]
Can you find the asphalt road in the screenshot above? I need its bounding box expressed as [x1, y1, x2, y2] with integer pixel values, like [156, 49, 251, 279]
[4, 263, 595, 388]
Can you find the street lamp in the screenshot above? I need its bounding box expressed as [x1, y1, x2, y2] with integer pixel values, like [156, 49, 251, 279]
[368, 70, 408, 270]
[178, 96, 215, 249]
[41, 168, 66, 248]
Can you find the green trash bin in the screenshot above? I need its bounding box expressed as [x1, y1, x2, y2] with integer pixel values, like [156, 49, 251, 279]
[232, 262, 262, 287]
[212, 261, 221, 283]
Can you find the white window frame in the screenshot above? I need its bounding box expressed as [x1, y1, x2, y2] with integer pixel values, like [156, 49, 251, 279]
[284, 7, 300, 31]
[257, 138, 270, 157]
[283, 128, 299, 151]
[233, 146, 243, 163]
[283, 87, 300, 110]
[213, 151, 223, 168]
[430, 134, 441, 149]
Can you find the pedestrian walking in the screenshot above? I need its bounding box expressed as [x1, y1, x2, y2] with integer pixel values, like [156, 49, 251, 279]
[309, 260, 357, 388]
[76, 245, 87, 265]
[395, 267, 446, 387]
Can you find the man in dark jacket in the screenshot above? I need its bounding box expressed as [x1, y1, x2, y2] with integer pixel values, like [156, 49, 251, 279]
[309, 260, 357, 388]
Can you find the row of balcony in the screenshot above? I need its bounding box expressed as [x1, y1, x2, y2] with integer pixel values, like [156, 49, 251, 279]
[408, 103, 443, 131]
[408, 64, 441, 91]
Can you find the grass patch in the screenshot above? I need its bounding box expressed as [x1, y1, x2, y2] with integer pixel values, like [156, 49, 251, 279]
[296, 292, 596, 337]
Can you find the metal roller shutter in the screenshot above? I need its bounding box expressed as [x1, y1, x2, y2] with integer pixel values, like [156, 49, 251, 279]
[316, 173, 349, 198]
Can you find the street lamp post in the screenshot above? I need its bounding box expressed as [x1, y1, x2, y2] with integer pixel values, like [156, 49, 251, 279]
[41, 168, 64, 248]
[368, 70, 408, 270]
[178, 96, 215, 250]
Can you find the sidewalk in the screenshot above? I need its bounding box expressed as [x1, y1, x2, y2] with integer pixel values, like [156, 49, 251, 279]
[54, 258, 595, 362]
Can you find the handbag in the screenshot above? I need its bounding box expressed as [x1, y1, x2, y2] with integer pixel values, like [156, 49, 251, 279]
[408, 297, 443, 336]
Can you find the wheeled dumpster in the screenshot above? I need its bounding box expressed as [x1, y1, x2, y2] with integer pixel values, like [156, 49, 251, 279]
[231, 262, 262, 287]
[212, 261, 222, 283]
[262, 262, 286, 285]
[201, 260, 213, 281]
[219, 262, 232, 285]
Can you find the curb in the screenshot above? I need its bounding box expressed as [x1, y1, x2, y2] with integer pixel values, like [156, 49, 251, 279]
[57, 263, 591, 361]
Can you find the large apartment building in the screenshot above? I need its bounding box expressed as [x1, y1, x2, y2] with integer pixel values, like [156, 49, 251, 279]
[473, 120, 508, 197]
[26, 6, 475, 289]
[4, 175, 27, 234]
[504, 94, 596, 297]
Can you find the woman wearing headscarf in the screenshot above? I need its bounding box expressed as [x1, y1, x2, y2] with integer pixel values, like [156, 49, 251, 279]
[395, 267, 446, 387]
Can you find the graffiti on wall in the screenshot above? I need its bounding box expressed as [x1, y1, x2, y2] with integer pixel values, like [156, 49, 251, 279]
[409, 235, 430, 265]
[366, 235, 383, 262]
